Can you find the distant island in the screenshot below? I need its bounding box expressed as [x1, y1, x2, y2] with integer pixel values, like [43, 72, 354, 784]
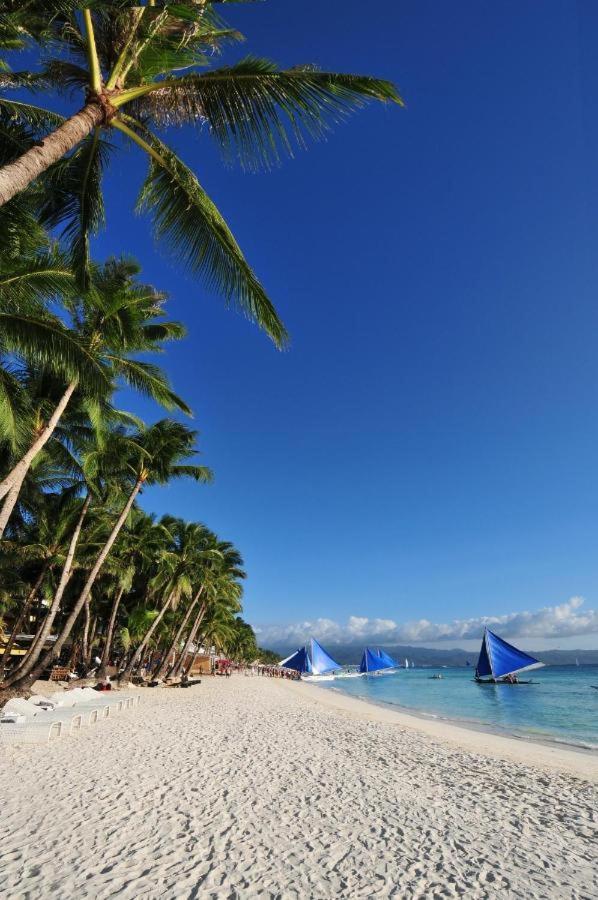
[262, 643, 598, 667]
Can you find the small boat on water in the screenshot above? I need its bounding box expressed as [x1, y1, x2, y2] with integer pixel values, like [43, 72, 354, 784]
[474, 628, 543, 684]
[359, 647, 398, 676]
[279, 638, 341, 681]
[335, 667, 363, 679]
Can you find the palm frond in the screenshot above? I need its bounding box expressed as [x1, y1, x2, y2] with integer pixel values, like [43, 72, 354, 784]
[0, 312, 108, 393]
[0, 249, 74, 310]
[38, 131, 113, 287]
[0, 98, 65, 133]
[126, 55, 403, 171]
[0, 365, 29, 449]
[169, 464, 214, 483]
[117, 116, 287, 348]
[42, 60, 90, 93]
[106, 356, 192, 416]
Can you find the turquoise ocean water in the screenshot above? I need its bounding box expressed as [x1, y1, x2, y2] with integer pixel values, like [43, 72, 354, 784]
[321, 665, 598, 750]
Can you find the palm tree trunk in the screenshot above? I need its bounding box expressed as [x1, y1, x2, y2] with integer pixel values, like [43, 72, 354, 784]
[172, 601, 207, 678]
[9, 478, 143, 691]
[88, 615, 98, 663]
[119, 591, 173, 683]
[81, 599, 91, 668]
[154, 588, 202, 679]
[0, 103, 105, 207]
[0, 381, 78, 506]
[97, 585, 125, 679]
[3, 493, 91, 688]
[0, 473, 26, 540]
[0, 561, 50, 681]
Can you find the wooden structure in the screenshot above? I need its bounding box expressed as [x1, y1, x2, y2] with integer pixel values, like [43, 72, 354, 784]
[188, 654, 212, 676]
[50, 666, 71, 681]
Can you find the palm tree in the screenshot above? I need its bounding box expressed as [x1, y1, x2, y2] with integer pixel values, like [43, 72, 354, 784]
[118, 516, 205, 682]
[96, 508, 167, 679]
[0, 4, 402, 345]
[152, 522, 220, 679]
[0, 257, 188, 535]
[0, 489, 89, 680]
[9, 419, 212, 690]
[171, 540, 245, 678]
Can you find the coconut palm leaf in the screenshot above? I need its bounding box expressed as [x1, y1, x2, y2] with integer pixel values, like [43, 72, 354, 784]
[0, 249, 74, 309]
[38, 131, 113, 287]
[0, 98, 64, 135]
[125, 55, 404, 171]
[115, 116, 287, 348]
[105, 356, 191, 415]
[0, 312, 108, 391]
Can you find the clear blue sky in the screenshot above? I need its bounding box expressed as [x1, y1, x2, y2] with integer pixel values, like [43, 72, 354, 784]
[85, 1, 598, 642]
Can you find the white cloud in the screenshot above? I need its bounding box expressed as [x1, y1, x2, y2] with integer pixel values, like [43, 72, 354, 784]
[256, 596, 598, 646]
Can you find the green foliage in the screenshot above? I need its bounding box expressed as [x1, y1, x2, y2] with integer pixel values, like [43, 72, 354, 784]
[0, 2, 401, 344]
[256, 647, 280, 665]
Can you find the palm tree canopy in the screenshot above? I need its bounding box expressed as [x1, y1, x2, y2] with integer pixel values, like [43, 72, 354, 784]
[0, 3, 403, 346]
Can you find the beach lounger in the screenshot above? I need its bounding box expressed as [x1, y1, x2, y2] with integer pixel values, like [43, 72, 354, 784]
[0, 699, 81, 744]
[0, 717, 63, 744]
[29, 694, 104, 727]
[51, 687, 140, 716]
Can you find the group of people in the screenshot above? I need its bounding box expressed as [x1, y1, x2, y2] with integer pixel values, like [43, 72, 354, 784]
[255, 665, 301, 680]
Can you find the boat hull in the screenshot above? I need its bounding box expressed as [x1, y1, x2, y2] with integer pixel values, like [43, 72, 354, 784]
[302, 674, 335, 682]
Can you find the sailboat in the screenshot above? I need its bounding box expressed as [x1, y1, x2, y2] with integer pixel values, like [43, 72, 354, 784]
[359, 647, 398, 675]
[279, 639, 341, 681]
[404, 657, 409, 669]
[474, 628, 544, 684]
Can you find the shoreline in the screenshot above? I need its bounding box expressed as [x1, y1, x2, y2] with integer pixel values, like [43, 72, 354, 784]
[323, 681, 598, 755]
[282, 678, 598, 781]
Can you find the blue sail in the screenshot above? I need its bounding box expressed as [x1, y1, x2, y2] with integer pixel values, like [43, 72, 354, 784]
[377, 649, 398, 669]
[477, 629, 543, 679]
[359, 647, 390, 673]
[476, 635, 493, 677]
[310, 638, 340, 674]
[280, 646, 312, 673]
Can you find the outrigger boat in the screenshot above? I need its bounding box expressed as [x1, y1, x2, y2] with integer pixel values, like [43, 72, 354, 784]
[279, 638, 341, 681]
[359, 647, 398, 676]
[474, 628, 543, 684]
[335, 666, 363, 679]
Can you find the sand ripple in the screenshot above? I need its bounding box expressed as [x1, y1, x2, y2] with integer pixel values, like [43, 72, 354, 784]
[0, 677, 596, 898]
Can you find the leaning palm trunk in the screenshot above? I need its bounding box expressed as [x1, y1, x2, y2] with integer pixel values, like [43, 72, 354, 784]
[0, 382, 79, 539]
[97, 586, 125, 679]
[154, 587, 203, 679]
[171, 601, 207, 678]
[0, 104, 104, 207]
[119, 591, 174, 683]
[9, 478, 142, 691]
[81, 599, 92, 668]
[0, 381, 78, 504]
[3, 493, 91, 688]
[0, 561, 50, 681]
[0, 475, 26, 540]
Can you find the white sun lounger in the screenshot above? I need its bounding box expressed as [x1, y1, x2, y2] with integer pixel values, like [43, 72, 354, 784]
[0, 699, 82, 743]
[0, 717, 64, 744]
[50, 687, 140, 715]
[0, 688, 141, 745]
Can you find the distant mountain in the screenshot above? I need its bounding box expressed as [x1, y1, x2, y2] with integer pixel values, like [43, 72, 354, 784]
[262, 642, 598, 667]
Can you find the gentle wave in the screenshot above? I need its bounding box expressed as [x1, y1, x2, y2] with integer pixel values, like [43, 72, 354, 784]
[316, 666, 598, 753]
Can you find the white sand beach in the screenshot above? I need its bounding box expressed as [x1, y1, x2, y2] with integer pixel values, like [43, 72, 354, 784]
[1, 676, 596, 899]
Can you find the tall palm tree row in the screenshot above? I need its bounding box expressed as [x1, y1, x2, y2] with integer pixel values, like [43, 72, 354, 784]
[0, 413, 263, 689]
